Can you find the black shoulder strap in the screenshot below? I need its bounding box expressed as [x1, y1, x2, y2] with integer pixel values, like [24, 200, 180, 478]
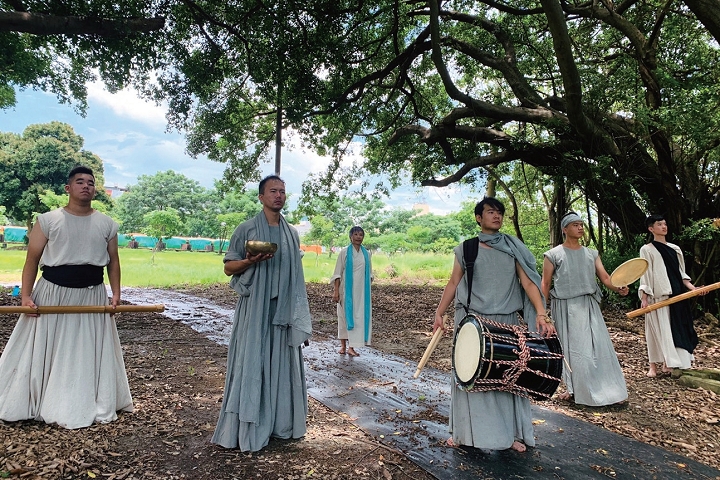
[462, 237, 480, 314]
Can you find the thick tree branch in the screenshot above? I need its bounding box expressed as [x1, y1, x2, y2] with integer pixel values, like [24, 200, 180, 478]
[441, 108, 498, 127]
[420, 153, 506, 187]
[541, 0, 621, 157]
[440, 9, 522, 68]
[564, 3, 647, 60]
[332, 26, 433, 109]
[684, 0, 720, 45]
[388, 123, 511, 148]
[179, 0, 250, 47]
[438, 8, 547, 108]
[444, 36, 546, 108]
[479, 0, 544, 15]
[420, 144, 573, 187]
[615, 0, 642, 15]
[428, 1, 476, 113]
[428, 1, 566, 125]
[0, 11, 165, 36]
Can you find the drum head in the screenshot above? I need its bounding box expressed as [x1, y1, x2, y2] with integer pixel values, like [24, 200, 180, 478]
[610, 258, 648, 287]
[453, 317, 485, 385]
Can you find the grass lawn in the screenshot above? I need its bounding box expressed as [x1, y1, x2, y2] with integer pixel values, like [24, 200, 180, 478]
[0, 245, 452, 287]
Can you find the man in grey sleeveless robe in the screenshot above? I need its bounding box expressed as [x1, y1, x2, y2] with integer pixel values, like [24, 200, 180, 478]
[0, 166, 132, 429]
[541, 212, 628, 406]
[212, 176, 312, 451]
[433, 198, 555, 452]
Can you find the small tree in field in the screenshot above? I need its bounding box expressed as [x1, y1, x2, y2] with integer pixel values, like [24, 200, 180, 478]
[304, 216, 339, 257]
[216, 213, 246, 254]
[143, 208, 183, 262]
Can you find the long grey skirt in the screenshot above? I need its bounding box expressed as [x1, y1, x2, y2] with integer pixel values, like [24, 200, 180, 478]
[212, 299, 307, 451]
[552, 294, 627, 406]
[0, 278, 133, 428]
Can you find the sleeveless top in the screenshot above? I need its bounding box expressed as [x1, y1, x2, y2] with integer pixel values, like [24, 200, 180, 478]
[37, 209, 118, 268]
[544, 245, 601, 301]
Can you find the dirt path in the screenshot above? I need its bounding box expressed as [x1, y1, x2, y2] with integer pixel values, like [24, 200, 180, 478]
[1, 283, 719, 479]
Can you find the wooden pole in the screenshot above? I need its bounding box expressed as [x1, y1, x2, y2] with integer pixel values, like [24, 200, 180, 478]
[626, 282, 720, 318]
[413, 315, 447, 378]
[0, 304, 165, 315]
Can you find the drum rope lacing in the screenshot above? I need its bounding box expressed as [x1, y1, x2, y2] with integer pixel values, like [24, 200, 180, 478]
[460, 316, 564, 400]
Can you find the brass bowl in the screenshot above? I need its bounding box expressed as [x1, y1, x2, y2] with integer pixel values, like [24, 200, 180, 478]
[245, 240, 278, 255]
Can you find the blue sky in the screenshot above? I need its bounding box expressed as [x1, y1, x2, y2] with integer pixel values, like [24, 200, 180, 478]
[0, 85, 475, 214]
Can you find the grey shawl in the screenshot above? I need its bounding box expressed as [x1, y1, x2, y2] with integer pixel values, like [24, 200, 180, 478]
[226, 212, 312, 346]
[477, 232, 545, 331]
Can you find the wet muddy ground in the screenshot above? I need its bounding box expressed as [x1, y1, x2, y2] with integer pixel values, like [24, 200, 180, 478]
[1, 283, 720, 479]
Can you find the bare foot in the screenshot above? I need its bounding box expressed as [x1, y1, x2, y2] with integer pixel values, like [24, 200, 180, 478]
[347, 348, 359, 357]
[646, 369, 657, 378]
[446, 437, 457, 448]
[510, 441, 527, 452]
[661, 366, 672, 374]
[557, 392, 572, 401]
[338, 348, 346, 355]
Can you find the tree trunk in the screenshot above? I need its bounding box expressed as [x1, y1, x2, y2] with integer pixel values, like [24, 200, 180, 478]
[275, 96, 283, 176]
[549, 180, 567, 247]
[485, 177, 496, 198]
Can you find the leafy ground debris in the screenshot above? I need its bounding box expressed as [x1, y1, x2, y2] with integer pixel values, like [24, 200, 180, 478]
[1, 282, 719, 479]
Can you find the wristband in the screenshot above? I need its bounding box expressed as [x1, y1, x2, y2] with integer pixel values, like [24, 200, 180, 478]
[537, 313, 554, 325]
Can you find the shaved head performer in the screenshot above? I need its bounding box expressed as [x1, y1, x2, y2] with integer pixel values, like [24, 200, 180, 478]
[212, 175, 312, 452]
[541, 212, 628, 406]
[0, 165, 133, 428]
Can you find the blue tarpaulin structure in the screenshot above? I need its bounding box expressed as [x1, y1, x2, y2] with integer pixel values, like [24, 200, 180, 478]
[119, 234, 227, 252]
[2, 227, 28, 243]
[1, 227, 228, 252]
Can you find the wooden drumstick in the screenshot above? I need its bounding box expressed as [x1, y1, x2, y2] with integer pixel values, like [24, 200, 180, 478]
[626, 282, 720, 318]
[413, 315, 447, 378]
[0, 304, 166, 314]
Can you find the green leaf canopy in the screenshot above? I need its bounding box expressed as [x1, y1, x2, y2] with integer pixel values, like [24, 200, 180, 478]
[150, 0, 719, 240]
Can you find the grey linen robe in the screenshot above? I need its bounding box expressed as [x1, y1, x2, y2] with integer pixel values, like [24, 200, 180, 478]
[544, 246, 627, 406]
[212, 212, 312, 451]
[450, 234, 541, 450]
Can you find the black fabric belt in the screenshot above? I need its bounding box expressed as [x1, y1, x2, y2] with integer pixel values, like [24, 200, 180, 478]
[42, 264, 104, 288]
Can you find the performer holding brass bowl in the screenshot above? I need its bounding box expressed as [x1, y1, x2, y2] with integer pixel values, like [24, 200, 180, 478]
[212, 175, 311, 452]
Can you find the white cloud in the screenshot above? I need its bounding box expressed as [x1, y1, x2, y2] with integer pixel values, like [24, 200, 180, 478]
[86, 83, 167, 128]
[280, 149, 331, 176]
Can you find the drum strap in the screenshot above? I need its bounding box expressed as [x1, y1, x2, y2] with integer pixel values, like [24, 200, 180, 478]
[462, 237, 480, 314]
